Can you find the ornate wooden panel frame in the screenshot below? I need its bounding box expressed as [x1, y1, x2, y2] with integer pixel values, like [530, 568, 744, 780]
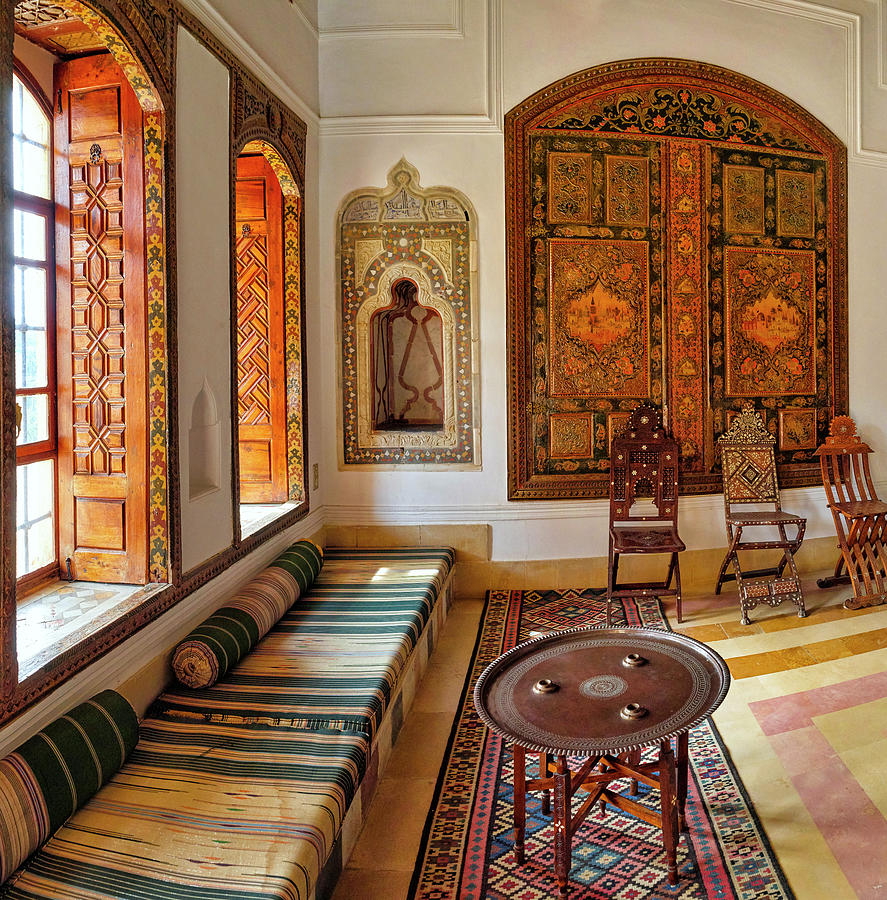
[230, 71, 308, 519]
[0, 0, 309, 724]
[337, 159, 480, 467]
[506, 58, 847, 500]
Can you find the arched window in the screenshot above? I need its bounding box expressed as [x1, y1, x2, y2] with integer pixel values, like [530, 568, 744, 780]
[12, 70, 56, 587]
[234, 140, 304, 537]
[8, 2, 171, 686]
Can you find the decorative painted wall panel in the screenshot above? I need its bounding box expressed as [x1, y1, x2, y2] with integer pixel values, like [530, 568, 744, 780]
[338, 160, 479, 466]
[506, 59, 847, 499]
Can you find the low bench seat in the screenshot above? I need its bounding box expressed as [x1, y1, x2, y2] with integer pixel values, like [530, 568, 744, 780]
[1, 546, 455, 900]
[155, 548, 455, 739]
[4, 717, 370, 900]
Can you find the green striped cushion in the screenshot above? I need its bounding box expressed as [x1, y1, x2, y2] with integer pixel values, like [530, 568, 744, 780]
[2, 718, 370, 899]
[157, 548, 455, 740]
[0, 690, 138, 885]
[171, 540, 323, 689]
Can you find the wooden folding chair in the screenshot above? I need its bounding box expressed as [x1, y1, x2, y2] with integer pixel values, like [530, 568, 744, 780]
[815, 416, 887, 610]
[715, 405, 807, 625]
[607, 404, 685, 624]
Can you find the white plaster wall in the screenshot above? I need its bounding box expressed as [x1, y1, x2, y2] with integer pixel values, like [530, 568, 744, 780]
[180, 0, 319, 115]
[176, 28, 234, 573]
[317, 0, 887, 560]
[12, 35, 55, 97]
[318, 0, 489, 117]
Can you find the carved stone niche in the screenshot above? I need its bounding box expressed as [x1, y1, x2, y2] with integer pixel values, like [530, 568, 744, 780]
[338, 160, 480, 468]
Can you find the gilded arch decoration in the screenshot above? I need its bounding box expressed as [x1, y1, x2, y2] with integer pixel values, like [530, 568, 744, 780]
[506, 58, 847, 500]
[338, 159, 480, 467]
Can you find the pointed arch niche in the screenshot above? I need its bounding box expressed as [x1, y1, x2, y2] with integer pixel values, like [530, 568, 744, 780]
[338, 160, 480, 468]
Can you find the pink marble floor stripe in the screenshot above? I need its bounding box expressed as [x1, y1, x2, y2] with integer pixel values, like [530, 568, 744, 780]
[765, 726, 887, 899]
[748, 670, 887, 735]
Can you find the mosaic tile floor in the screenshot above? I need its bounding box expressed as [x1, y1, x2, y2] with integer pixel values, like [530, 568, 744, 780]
[17, 579, 165, 680]
[333, 576, 887, 900]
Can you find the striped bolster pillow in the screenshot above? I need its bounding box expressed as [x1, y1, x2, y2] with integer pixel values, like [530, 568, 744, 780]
[0, 690, 138, 885]
[172, 539, 324, 689]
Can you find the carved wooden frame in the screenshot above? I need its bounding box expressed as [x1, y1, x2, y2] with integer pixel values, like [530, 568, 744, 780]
[0, 0, 310, 725]
[506, 58, 848, 500]
[229, 67, 308, 536]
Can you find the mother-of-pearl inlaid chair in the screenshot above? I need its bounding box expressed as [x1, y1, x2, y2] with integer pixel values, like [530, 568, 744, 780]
[607, 404, 685, 625]
[715, 404, 806, 625]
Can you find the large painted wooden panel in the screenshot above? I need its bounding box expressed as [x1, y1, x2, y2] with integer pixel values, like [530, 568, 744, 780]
[235, 154, 287, 503]
[506, 59, 847, 499]
[54, 52, 148, 582]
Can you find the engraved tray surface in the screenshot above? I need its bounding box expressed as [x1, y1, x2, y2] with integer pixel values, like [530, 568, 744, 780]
[473, 626, 730, 755]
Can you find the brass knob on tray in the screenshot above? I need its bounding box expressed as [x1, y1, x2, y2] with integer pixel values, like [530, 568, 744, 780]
[533, 678, 559, 694]
[622, 653, 647, 667]
[620, 702, 648, 720]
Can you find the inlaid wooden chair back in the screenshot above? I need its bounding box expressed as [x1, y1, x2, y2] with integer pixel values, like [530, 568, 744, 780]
[609, 405, 680, 527]
[815, 415, 887, 610]
[720, 407, 780, 510]
[714, 405, 807, 624]
[607, 404, 685, 625]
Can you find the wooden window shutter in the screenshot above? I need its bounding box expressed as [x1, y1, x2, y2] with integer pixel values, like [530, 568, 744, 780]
[235, 154, 288, 503]
[54, 53, 148, 583]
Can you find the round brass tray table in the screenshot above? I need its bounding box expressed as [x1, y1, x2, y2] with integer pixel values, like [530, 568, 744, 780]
[473, 626, 730, 896]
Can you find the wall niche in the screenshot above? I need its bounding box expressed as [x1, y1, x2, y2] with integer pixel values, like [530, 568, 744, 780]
[338, 160, 479, 467]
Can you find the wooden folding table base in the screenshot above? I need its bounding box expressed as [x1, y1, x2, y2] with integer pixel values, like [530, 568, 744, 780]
[513, 734, 689, 893]
[473, 627, 730, 899]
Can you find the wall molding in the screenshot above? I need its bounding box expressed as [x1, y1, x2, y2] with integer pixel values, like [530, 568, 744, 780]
[728, 0, 887, 167]
[318, 0, 502, 135]
[321, 482, 844, 524]
[175, 0, 320, 127]
[318, 0, 464, 39]
[289, 0, 319, 40]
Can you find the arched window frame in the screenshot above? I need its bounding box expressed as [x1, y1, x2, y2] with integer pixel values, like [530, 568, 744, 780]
[1, 0, 176, 721]
[229, 68, 309, 548]
[0, 2, 310, 726]
[10, 61, 57, 594]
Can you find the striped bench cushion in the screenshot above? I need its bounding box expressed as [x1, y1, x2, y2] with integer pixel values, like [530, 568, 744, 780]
[156, 548, 455, 740]
[172, 540, 323, 689]
[0, 691, 138, 885]
[2, 718, 370, 900]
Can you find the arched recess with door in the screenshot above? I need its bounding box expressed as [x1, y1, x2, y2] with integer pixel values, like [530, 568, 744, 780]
[230, 69, 307, 540]
[3, 0, 174, 699]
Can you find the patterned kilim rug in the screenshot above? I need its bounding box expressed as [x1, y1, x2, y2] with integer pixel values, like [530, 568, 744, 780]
[408, 589, 794, 900]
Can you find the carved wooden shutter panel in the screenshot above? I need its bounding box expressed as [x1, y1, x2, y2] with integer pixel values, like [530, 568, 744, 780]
[54, 53, 148, 583]
[235, 155, 287, 503]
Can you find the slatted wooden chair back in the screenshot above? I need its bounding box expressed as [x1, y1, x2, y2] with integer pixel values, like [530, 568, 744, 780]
[816, 416, 879, 509]
[719, 406, 780, 514]
[609, 404, 679, 527]
[814, 415, 887, 610]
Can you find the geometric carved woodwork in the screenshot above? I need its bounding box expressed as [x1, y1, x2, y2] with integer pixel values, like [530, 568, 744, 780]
[506, 59, 848, 499]
[54, 52, 148, 584]
[815, 416, 887, 611]
[715, 404, 807, 624]
[339, 159, 479, 467]
[235, 153, 287, 503]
